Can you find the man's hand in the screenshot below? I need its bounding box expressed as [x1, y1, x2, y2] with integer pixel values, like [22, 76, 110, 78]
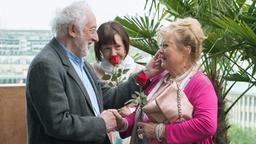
[101, 109, 118, 132]
[111, 110, 126, 131]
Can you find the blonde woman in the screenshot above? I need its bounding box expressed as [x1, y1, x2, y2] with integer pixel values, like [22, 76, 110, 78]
[116, 17, 217, 144]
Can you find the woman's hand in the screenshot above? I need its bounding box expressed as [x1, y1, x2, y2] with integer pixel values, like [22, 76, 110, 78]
[144, 50, 163, 78]
[137, 122, 158, 139]
[118, 105, 135, 117]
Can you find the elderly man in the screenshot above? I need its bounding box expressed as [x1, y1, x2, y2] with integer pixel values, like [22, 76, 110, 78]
[26, 1, 161, 144]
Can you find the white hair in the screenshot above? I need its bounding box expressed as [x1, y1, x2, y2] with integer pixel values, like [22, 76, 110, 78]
[51, 1, 92, 37]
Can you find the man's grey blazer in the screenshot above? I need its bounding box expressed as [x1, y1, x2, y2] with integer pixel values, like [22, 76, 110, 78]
[26, 38, 139, 144]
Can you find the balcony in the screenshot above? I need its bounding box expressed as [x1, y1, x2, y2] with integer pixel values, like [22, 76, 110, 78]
[0, 84, 26, 144]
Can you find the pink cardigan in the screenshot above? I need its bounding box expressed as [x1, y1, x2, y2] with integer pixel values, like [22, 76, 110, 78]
[120, 71, 218, 144]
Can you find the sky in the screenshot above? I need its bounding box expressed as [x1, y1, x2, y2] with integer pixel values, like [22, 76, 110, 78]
[0, 0, 145, 30]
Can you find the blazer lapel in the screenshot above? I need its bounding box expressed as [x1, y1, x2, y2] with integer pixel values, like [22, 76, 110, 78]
[49, 38, 95, 114]
[66, 67, 94, 106]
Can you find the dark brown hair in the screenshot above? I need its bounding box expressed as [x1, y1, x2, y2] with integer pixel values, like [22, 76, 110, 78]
[94, 21, 129, 62]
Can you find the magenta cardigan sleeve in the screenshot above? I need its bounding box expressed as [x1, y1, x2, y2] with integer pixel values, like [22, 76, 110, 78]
[119, 110, 136, 138]
[165, 71, 218, 144]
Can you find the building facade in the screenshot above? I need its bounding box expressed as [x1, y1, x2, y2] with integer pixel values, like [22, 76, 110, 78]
[0, 29, 52, 84]
[0, 29, 151, 84]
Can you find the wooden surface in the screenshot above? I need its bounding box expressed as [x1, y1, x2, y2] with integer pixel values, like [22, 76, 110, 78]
[0, 85, 26, 144]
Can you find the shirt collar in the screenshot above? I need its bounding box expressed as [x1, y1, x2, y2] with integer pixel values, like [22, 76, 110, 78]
[60, 44, 84, 66]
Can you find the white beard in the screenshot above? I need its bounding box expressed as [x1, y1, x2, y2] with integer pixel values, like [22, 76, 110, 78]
[74, 35, 88, 57]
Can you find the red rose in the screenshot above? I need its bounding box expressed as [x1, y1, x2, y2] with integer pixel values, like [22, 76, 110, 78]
[136, 73, 148, 87]
[110, 55, 119, 65]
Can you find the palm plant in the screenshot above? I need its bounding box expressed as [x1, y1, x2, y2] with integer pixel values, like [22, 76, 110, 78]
[206, 2, 256, 142]
[115, 0, 256, 143]
[115, 14, 161, 55]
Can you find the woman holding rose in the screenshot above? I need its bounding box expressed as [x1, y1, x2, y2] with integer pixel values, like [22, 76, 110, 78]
[92, 21, 144, 144]
[93, 21, 143, 82]
[93, 21, 145, 116]
[115, 17, 218, 144]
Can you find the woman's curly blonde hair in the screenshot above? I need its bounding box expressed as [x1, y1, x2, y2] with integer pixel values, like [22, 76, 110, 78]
[157, 17, 206, 65]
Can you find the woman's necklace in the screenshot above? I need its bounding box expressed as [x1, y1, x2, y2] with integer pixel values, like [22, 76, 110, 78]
[163, 67, 194, 85]
[147, 66, 196, 100]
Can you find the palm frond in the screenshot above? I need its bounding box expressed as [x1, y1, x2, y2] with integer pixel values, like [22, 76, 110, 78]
[159, 0, 191, 16]
[130, 38, 158, 55]
[211, 16, 256, 46]
[115, 15, 161, 54]
[115, 15, 160, 38]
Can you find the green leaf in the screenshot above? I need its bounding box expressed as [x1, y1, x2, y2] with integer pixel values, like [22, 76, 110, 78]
[116, 71, 122, 78]
[224, 73, 250, 82]
[132, 100, 139, 105]
[122, 68, 129, 74]
[132, 94, 138, 99]
[124, 99, 132, 105]
[111, 74, 118, 81]
[141, 96, 148, 106]
[135, 91, 141, 96]
[101, 74, 111, 80]
[118, 68, 122, 74]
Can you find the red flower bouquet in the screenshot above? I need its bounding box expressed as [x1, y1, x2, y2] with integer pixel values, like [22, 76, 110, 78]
[102, 55, 129, 87]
